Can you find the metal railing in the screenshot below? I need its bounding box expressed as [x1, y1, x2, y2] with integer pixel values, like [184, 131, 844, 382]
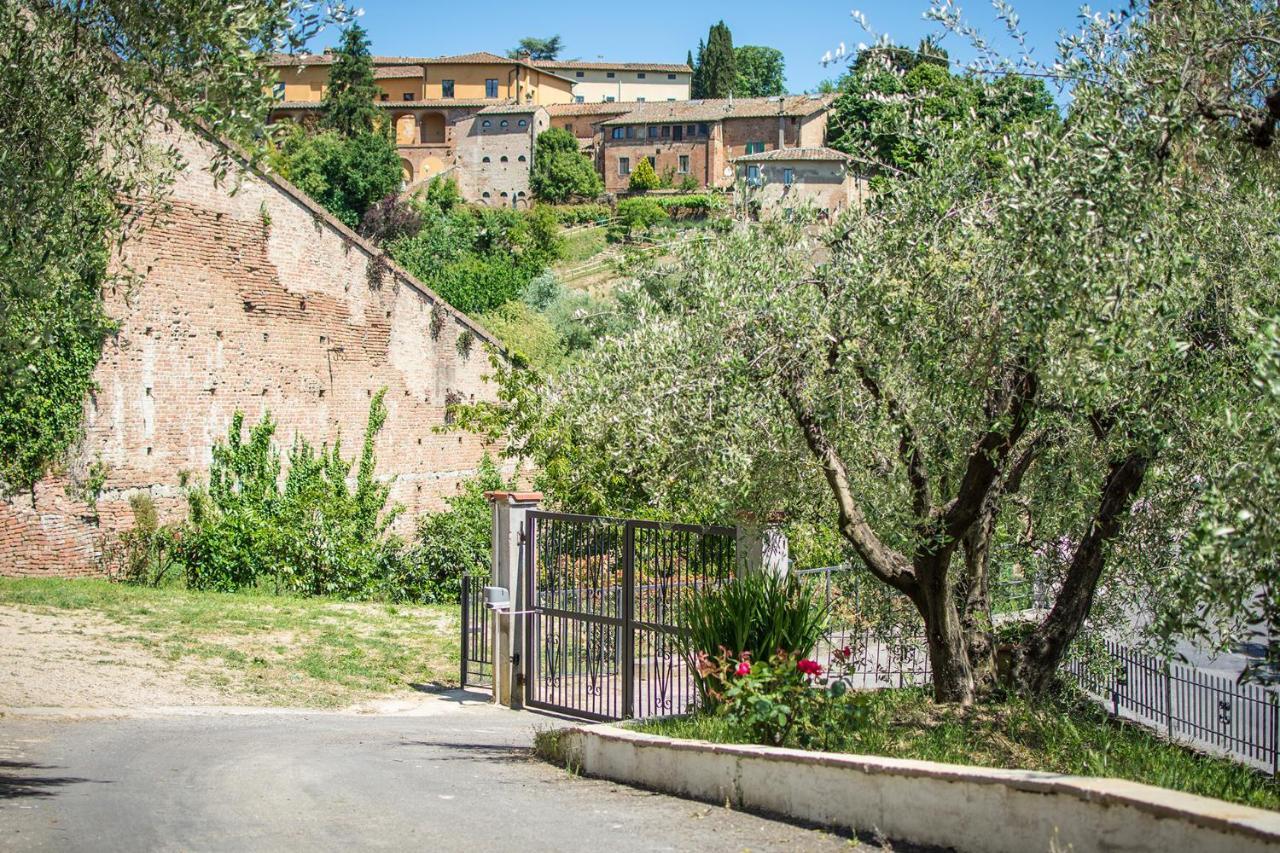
[460, 574, 493, 688]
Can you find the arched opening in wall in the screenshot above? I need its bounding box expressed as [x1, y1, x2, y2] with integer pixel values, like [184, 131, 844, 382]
[394, 113, 418, 145]
[482, 156, 491, 163]
[500, 155, 508, 163]
[420, 112, 446, 144]
[400, 158, 414, 186]
[517, 154, 527, 162]
[481, 191, 492, 204]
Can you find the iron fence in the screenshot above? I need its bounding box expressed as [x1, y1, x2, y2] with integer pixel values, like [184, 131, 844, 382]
[459, 574, 493, 688]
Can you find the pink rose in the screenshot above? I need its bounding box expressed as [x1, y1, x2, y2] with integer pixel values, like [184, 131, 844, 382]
[796, 659, 822, 676]
[735, 661, 751, 676]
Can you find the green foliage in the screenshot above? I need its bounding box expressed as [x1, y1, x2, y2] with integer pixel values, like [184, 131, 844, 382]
[652, 194, 723, 218]
[609, 197, 667, 241]
[508, 35, 562, 60]
[626, 157, 661, 192]
[1, 0, 334, 492]
[531, 128, 603, 203]
[479, 301, 568, 374]
[269, 123, 402, 228]
[642, 689, 1280, 811]
[321, 24, 380, 137]
[678, 174, 700, 192]
[107, 494, 181, 587]
[387, 203, 562, 315]
[420, 174, 462, 213]
[395, 455, 509, 603]
[679, 571, 828, 668]
[733, 45, 786, 98]
[179, 391, 404, 598]
[543, 203, 611, 226]
[692, 21, 737, 99]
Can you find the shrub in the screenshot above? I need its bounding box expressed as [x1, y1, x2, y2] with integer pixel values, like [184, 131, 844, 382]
[627, 157, 661, 192]
[653, 194, 723, 218]
[395, 455, 509, 603]
[358, 194, 422, 244]
[678, 570, 829, 705]
[609, 197, 668, 242]
[178, 391, 403, 597]
[106, 494, 180, 587]
[419, 174, 461, 214]
[679, 175, 699, 192]
[269, 124, 402, 228]
[478, 300, 566, 373]
[544, 204, 612, 226]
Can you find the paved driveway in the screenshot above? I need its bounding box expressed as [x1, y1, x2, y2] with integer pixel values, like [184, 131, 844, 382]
[0, 691, 860, 853]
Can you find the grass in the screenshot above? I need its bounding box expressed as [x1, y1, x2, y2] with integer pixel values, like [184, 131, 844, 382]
[636, 688, 1280, 812]
[0, 577, 459, 708]
[557, 226, 609, 265]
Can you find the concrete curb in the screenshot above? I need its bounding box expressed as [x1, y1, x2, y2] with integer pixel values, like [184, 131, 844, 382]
[550, 723, 1280, 853]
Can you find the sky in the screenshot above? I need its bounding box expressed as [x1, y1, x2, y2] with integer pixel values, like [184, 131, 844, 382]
[305, 1, 1125, 94]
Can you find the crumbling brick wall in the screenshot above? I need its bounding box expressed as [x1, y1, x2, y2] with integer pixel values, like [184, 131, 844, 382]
[1, 117, 508, 577]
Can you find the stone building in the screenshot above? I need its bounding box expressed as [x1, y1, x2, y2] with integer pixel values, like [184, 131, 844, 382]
[453, 105, 550, 207]
[0, 114, 508, 577]
[734, 147, 869, 219]
[530, 60, 691, 103]
[597, 95, 835, 193]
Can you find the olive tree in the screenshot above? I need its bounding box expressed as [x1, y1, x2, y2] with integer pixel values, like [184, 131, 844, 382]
[528, 1, 1280, 703]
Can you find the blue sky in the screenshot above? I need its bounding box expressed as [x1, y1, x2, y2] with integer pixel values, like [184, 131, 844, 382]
[310, 2, 1122, 94]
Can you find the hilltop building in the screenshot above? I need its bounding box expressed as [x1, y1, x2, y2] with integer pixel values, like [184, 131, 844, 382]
[530, 60, 691, 103]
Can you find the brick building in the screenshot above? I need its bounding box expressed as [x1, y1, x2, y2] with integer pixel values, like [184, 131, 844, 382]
[0, 115, 508, 577]
[597, 95, 836, 193]
[453, 105, 549, 207]
[734, 147, 869, 219]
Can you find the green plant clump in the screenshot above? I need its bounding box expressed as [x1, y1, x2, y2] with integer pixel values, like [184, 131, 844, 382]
[627, 157, 662, 192]
[679, 571, 828, 672]
[608, 197, 668, 242]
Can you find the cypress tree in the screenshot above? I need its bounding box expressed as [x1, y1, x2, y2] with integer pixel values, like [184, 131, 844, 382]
[700, 21, 736, 99]
[690, 40, 705, 98]
[322, 24, 380, 137]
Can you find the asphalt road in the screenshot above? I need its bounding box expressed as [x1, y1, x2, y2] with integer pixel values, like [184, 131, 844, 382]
[0, 691, 871, 853]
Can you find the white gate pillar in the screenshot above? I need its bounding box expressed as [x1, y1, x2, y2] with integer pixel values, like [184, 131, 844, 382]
[735, 511, 789, 577]
[485, 490, 542, 709]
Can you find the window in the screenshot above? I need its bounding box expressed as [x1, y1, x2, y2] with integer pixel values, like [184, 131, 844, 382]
[517, 118, 527, 127]
[574, 95, 584, 103]
[500, 119, 509, 128]
[485, 78, 499, 98]
[637, 72, 646, 79]
[605, 96, 615, 102]
[442, 79, 455, 98]
[698, 123, 709, 136]
[618, 157, 630, 175]
[647, 126, 658, 139]
[667, 73, 677, 80]
[611, 127, 625, 139]
[636, 97, 645, 102]
[667, 97, 675, 101]
[518, 154, 527, 161]
[672, 125, 683, 141]
[783, 168, 795, 186]
[380, 93, 389, 102]
[686, 124, 696, 135]
[482, 191, 490, 198]
[606, 71, 615, 78]
[647, 156, 656, 168]
[402, 92, 414, 101]
[745, 141, 766, 154]
[660, 125, 670, 138]
[482, 156, 491, 163]
[625, 125, 635, 139]
[272, 81, 285, 99]
[678, 155, 690, 173]
[575, 71, 585, 78]
[566, 123, 575, 135]
[481, 119, 491, 128]
[500, 155, 509, 162]
[746, 164, 761, 185]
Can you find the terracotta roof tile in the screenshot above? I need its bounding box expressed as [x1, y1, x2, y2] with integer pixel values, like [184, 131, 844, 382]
[544, 102, 638, 117]
[600, 94, 836, 125]
[732, 146, 852, 163]
[373, 66, 423, 79]
[533, 60, 691, 73]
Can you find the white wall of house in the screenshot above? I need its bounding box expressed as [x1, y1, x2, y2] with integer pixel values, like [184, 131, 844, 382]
[559, 70, 690, 103]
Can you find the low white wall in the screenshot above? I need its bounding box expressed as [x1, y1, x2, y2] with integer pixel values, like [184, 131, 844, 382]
[553, 724, 1280, 853]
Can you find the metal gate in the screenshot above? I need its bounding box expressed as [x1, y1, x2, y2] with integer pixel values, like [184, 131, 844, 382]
[522, 511, 735, 721]
[459, 574, 493, 688]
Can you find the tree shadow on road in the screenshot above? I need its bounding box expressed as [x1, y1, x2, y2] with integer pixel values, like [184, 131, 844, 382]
[0, 760, 100, 800]
[396, 740, 535, 764]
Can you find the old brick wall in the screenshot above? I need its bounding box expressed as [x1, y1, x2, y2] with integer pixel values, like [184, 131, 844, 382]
[1, 117, 509, 577]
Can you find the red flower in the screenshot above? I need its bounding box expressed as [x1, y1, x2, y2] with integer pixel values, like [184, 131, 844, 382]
[796, 659, 823, 676]
[735, 661, 751, 676]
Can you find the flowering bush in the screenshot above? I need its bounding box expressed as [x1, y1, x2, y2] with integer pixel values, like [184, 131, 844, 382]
[694, 647, 868, 747]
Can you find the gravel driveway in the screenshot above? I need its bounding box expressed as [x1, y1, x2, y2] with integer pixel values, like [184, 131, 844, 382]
[0, 691, 867, 853]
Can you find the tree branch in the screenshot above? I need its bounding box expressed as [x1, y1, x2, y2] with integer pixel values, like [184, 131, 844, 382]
[781, 380, 916, 593]
[855, 362, 933, 519]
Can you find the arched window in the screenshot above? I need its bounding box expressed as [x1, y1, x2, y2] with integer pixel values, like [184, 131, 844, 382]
[517, 190, 526, 197]
[500, 191, 508, 197]
[500, 119, 509, 128]
[481, 119, 491, 128]
[482, 191, 491, 198]
[482, 156, 491, 163]
[500, 155, 508, 163]
[517, 154, 527, 162]
[517, 119, 527, 128]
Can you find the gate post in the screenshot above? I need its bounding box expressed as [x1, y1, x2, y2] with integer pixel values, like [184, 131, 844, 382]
[485, 490, 542, 709]
[735, 511, 789, 576]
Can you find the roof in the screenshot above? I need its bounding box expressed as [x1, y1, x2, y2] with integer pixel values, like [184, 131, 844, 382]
[268, 52, 578, 85]
[600, 94, 836, 126]
[270, 99, 498, 110]
[732, 146, 852, 163]
[532, 60, 691, 73]
[373, 66, 423, 79]
[544, 102, 637, 118]
[477, 103, 545, 115]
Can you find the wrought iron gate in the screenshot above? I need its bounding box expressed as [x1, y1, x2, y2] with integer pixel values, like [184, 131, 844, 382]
[460, 574, 493, 688]
[522, 511, 735, 721]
